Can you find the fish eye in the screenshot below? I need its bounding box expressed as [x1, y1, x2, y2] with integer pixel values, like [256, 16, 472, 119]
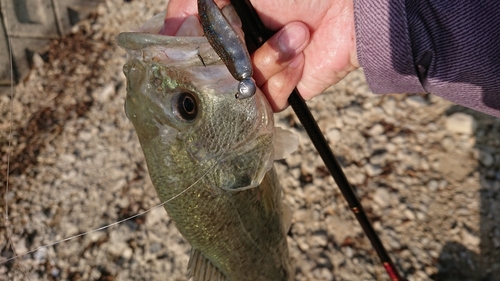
[173, 92, 198, 121]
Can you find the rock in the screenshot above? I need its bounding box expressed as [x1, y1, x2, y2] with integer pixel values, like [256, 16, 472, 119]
[406, 95, 428, 107]
[382, 98, 396, 115]
[386, 142, 397, 153]
[427, 180, 439, 192]
[388, 236, 401, 249]
[342, 106, 363, 125]
[416, 212, 426, 221]
[91, 267, 105, 280]
[34, 247, 47, 263]
[445, 113, 477, 135]
[493, 237, 500, 248]
[312, 231, 328, 247]
[146, 205, 168, 228]
[86, 231, 106, 243]
[404, 209, 416, 220]
[312, 267, 334, 280]
[285, 153, 302, 167]
[106, 241, 130, 257]
[345, 106, 363, 118]
[93, 83, 115, 103]
[368, 123, 384, 136]
[296, 237, 310, 251]
[439, 179, 448, 190]
[461, 229, 480, 247]
[369, 152, 387, 165]
[478, 150, 494, 167]
[373, 188, 390, 208]
[343, 246, 353, 258]
[364, 163, 383, 177]
[326, 128, 341, 144]
[51, 268, 60, 279]
[32, 53, 45, 69]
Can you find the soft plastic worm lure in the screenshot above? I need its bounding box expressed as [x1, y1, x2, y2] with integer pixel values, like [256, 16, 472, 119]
[198, 0, 256, 99]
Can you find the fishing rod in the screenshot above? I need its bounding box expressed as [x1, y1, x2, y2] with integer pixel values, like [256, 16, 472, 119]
[229, 0, 405, 280]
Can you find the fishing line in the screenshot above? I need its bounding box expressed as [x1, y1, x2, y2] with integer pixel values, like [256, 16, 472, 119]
[2, 5, 32, 279]
[0, 149, 221, 265]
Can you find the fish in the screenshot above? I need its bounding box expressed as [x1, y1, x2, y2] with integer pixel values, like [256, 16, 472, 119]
[116, 5, 297, 281]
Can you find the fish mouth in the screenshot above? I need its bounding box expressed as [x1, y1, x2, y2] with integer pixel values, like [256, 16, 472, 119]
[116, 11, 214, 61]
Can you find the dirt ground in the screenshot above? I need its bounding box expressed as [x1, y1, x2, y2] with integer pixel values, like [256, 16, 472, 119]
[1, 0, 500, 280]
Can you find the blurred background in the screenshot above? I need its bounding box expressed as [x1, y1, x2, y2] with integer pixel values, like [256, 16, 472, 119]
[1, 0, 500, 280]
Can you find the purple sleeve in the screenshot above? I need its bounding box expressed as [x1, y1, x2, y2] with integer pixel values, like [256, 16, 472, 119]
[354, 0, 500, 118]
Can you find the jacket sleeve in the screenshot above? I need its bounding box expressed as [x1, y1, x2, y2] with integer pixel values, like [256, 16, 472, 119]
[354, 0, 500, 118]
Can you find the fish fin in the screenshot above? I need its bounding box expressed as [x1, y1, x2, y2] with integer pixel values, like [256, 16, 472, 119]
[282, 202, 293, 234]
[187, 248, 228, 281]
[274, 127, 299, 160]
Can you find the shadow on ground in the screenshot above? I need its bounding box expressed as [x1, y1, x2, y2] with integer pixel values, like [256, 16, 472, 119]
[432, 105, 500, 281]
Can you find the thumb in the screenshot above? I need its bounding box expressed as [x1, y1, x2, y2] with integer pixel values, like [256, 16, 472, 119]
[161, 0, 198, 35]
[161, 0, 232, 36]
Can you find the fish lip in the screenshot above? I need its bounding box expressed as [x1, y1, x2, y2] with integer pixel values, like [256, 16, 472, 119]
[117, 10, 207, 51]
[116, 32, 207, 51]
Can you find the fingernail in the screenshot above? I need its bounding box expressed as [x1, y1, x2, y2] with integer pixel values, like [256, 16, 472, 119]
[278, 25, 307, 55]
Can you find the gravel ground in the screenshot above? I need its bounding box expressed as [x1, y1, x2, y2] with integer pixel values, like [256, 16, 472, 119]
[1, 1, 500, 280]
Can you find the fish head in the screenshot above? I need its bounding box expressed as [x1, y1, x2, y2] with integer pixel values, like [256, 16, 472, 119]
[117, 31, 275, 194]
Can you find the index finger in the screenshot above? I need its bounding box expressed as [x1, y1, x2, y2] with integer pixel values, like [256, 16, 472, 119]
[161, 1, 197, 35]
[161, 0, 230, 35]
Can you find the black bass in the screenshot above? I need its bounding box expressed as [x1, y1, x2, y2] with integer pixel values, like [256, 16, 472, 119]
[117, 5, 296, 281]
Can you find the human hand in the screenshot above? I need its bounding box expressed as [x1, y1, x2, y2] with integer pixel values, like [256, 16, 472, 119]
[161, 0, 358, 111]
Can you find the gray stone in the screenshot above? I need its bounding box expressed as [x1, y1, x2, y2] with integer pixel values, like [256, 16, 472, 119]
[404, 209, 416, 220]
[406, 95, 428, 107]
[478, 150, 494, 167]
[365, 163, 383, 177]
[312, 268, 333, 280]
[427, 180, 439, 192]
[326, 128, 341, 144]
[343, 246, 353, 258]
[445, 113, 477, 135]
[369, 153, 387, 165]
[382, 98, 396, 115]
[368, 123, 384, 136]
[345, 106, 363, 118]
[94, 83, 115, 103]
[461, 229, 480, 247]
[373, 188, 390, 208]
[296, 237, 310, 251]
[493, 237, 500, 248]
[34, 247, 47, 263]
[416, 212, 427, 221]
[312, 231, 328, 247]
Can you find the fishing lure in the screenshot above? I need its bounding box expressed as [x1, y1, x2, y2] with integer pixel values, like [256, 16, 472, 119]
[198, 0, 256, 99]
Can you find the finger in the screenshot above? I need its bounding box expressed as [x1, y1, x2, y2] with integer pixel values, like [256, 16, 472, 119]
[176, 15, 204, 36]
[251, 22, 310, 88]
[161, 0, 232, 36]
[161, 0, 198, 35]
[261, 53, 305, 112]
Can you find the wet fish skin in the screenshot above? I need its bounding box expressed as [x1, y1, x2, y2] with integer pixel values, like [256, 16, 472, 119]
[117, 32, 292, 281]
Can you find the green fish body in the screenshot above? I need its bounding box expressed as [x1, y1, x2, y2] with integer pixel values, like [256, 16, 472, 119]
[118, 25, 294, 281]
